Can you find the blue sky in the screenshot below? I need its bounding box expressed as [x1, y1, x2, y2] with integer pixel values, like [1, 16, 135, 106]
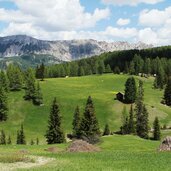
[0, 0, 171, 45]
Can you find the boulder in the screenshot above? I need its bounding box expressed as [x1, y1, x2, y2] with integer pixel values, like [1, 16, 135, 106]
[159, 136, 171, 151]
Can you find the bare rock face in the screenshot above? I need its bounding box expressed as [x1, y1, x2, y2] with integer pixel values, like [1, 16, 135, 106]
[0, 35, 153, 62]
[159, 136, 171, 151]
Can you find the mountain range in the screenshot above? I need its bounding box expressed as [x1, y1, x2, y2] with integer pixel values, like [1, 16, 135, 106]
[0, 35, 153, 68]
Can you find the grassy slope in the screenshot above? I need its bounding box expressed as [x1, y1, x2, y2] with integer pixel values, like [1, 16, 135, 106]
[1, 135, 171, 171]
[0, 74, 171, 143]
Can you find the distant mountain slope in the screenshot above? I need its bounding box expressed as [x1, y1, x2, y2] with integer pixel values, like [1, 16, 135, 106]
[0, 35, 153, 62]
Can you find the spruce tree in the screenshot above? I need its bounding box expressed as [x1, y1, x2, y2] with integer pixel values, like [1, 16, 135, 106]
[72, 106, 81, 137]
[103, 124, 110, 136]
[0, 87, 8, 121]
[164, 78, 171, 106]
[33, 82, 43, 106]
[98, 60, 105, 75]
[45, 98, 65, 144]
[16, 124, 26, 145]
[7, 64, 23, 91]
[78, 66, 85, 76]
[105, 64, 112, 73]
[20, 124, 26, 144]
[24, 68, 36, 100]
[39, 63, 45, 81]
[79, 96, 100, 143]
[0, 71, 9, 92]
[135, 81, 149, 139]
[128, 104, 135, 134]
[30, 139, 34, 145]
[0, 130, 6, 145]
[153, 117, 161, 140]
[124, 77, 137, 104]
[36, 137, 39, 145]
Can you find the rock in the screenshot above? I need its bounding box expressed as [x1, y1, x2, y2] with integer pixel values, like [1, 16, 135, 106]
[159, 136, 171, 151]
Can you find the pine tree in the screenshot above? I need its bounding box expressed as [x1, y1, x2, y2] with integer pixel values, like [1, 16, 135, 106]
[72, 106, 81, 137]
[30, 139, 34, 145]
[164, 78, 171, 106]
[0, 130, 6, 145]
[129, 61, 135, 75]
[39, 63, 45, 81]
[98, 60, 105, 75]
[36, 137, 39, 145]
[103, 124, 110, 136]
[135, 81, 149, 139]
[0, 87, 8, 121]
[45, 98, 65, 144]
[114, 66, 120, 74]
[128, 104, 135, 134]
[154, 65, 165, 89]
[20, 124, 26, 144]
[0, 71, 9, 92]
[79, 96, 100, 143]
[33, 82, 43, 106]
[153, 117, 161, 140]
[24, 68, 36, 100]
[105, 64, 112, 73]
[7, 64, 23, 91]
[7, 135, 11, 145]
[124, 77, 137, 104]
[16, 124, 26, 145]
[78, 66, 85, 76]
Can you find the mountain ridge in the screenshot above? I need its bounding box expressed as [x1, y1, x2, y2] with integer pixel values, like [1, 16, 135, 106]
[0, 35, 153, 62]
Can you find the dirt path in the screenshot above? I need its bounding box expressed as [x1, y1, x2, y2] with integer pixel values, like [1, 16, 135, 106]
[0, 156, 55, 171]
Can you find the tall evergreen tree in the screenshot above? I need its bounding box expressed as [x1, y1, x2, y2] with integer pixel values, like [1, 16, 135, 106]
[98, 60, 105, 75]
[16, 124, 26, 145]
[45, 98, 65, 144]
[24, 68, 36, 100]
[128, 104, 135, 134]
[79, 96, 100, 143]
[105, 64, 112, 73]
[72, 106, 81, 137]
[164, 78, 171, 106]
[33, 82, 43, 106]
[0, 87, 8, 121]
[0, 130, 6, 145]
[0, 71, 9, 92]
[7, 64, 23, 91]
[135, 81, 149, 139]
[78, 66, 85, 76]
[124, 77, 137, 104]
[103, 124, 110, 136]
[153, 117, 161, 140]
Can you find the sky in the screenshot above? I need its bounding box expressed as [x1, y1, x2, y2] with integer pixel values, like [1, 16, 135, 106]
[0, 0, 171, 45]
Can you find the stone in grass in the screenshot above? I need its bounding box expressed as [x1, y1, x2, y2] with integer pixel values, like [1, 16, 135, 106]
[159, 136, 171, 151]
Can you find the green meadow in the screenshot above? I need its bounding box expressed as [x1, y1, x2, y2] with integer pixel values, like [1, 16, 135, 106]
[0, 73, 171, 170]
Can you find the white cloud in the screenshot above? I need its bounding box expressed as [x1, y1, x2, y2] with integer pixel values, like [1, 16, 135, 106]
[0, 0, 110, 31]
[139, 7, 171, 27]
[101, 0, 163, 6]
[117, 18, 130, 26]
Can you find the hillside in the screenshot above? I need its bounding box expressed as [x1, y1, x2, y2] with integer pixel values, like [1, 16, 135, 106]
[0, 74, 171, 143]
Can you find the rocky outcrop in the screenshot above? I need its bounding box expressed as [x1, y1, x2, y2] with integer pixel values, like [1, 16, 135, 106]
[159, 136, 171, 151]
[0, 35, 153, 62]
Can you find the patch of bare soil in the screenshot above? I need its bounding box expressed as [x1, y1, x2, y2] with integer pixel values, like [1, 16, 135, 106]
[67, 140, 100, 152]
[0, 156, 55, 171]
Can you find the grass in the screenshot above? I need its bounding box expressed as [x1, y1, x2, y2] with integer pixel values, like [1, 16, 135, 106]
[0, 74, 171, 143]
[0, 135, 169, 171]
